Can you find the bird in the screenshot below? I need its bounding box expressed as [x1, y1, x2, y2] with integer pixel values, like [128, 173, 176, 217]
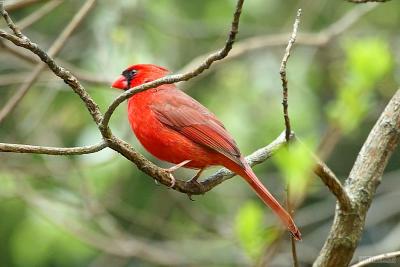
[111, 64, 301, 240]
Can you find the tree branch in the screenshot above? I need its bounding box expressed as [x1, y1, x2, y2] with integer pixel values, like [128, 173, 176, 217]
[280, 8, 301, 142]
[1, 4, 374, 89]
[99, 0, 244, 132]
[312, 156, 352, 211]
[346, 0, 391, 3]
[179, 4, 376, 75]
[16, 0, 62, 30]
[313, 89, 400, 267]
[4, 0, 42, 12]
[0, 0, 253, 195]
[0, 0, 96, 123]
[351, 251, 400, 267]
[0, 141, 107, 155]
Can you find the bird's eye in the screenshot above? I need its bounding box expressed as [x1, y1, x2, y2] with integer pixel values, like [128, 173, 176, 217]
[122, 69, 137, 80]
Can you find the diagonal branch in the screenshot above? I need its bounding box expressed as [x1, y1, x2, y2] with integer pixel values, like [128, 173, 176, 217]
[16, 0, 62, 30]
[179, 4, 376, 74]
[99, 0, 245, 132]
[1, 4, 374, 88]
[0, 0, 249, 195]
[4, 0, 42, 12]
[0, 0, 96, 123]
[312, 156, 352, 211]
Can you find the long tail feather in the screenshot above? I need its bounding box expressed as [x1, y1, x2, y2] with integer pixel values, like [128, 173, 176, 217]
[233, 161, 302, 240]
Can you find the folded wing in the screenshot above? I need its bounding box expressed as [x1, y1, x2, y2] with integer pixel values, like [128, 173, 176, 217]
[150, 87, 243, 167]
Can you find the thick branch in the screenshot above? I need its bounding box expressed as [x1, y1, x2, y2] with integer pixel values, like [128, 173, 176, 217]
[0, 141, 107, 155]
[313, 89, 400, 267]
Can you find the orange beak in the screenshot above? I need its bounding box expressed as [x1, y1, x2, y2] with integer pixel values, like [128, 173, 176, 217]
[111, 75, 127, 89]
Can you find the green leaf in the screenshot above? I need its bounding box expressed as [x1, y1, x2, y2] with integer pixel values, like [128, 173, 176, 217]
[234, 201, 278, 259]
[327, 38, 392, 133]
[273, 141, 314, 196]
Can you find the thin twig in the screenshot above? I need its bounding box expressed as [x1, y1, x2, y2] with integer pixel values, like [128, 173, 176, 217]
[1, 4, 375, 88]
[278, 10, 303, 256]
[351, 251, 400, 267]
[0, 141, 107, 155]
[17, 0, 62, 30]
[99, 0, 245, 132]
[280, 9, 301, 142]
[0, 1, 23, 38]
[1, 0, 256, 195]
[179, 4, 375, 77]
[286, 186, 300, 267]
[346, 0, 391, 3]
[4, 0, 41, 11]
[0, 0, 96, 124]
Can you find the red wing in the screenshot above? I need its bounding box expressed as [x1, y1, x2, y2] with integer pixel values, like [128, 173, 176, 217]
[150, 88, 243, 166]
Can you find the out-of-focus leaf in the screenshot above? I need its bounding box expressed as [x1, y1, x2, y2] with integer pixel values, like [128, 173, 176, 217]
[234, 201, 278, 259]
[11, 214, 57, 267]
[328, 38, 392, 133]
[0, 172, 16, 195]
[273, 141, 314, 196]
[11, 213, 94, 267]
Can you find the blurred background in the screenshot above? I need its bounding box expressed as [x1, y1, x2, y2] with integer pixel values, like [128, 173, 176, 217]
[0, 0, 399, 266]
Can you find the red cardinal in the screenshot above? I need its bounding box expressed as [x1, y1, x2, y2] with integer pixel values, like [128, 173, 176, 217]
[112, 64, 301, 240]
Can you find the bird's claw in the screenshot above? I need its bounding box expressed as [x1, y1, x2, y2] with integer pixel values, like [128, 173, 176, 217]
[185, 176, 202, 201]
[187, 193, 195, 201]
[187, 177, 201, 187]
[167, 173, 176, 188]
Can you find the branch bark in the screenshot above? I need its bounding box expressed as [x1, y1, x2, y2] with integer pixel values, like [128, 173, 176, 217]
[351, 251, 400, 267]
[313, 89, 400, 267]
[0, 0, 96, 123]
[0, 141, 107, 155]
[279, 9, 301, 142]
[0, 0, 255, 196]
[346, 0, 391, 3]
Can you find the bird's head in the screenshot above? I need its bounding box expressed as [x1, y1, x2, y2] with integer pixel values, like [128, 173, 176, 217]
[111, 64, 170, 90]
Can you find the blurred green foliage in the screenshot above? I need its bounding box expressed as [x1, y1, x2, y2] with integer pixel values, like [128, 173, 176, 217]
[235, 201, 279, 259]
[328, 38, 393, 133]
[0, 0, 399, 266]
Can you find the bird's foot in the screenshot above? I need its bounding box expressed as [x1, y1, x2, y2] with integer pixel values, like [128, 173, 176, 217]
[167, 173, 176, 188]
[160, 169, 176, 188]
[163, 160, 191, 188]
[185, 168, 205, 201]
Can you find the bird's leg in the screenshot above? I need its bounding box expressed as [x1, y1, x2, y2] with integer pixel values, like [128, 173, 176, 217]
[188, 168, 205, 184]
[186, 168, 205, 201]
[163, 160, 191, 188]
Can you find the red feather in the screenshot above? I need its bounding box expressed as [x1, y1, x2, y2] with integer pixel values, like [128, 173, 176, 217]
[150, 87, 243, 167]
